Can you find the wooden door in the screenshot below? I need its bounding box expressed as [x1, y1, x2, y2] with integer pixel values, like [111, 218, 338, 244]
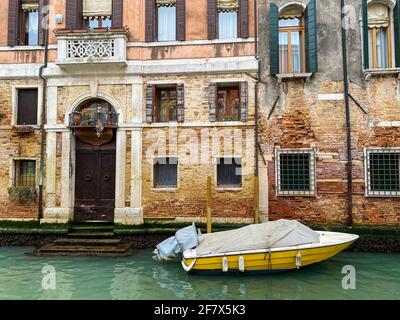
[74, 134, 116, 222]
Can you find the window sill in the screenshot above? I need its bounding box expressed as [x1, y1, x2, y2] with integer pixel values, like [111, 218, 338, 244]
[365, 193, 400, 198]
[276, 73, 313, 83]
[276, 192, 316, 197]
[364, 68, 400, 80]
[151, 187, 178, 192]
[216, 186, 243, 192]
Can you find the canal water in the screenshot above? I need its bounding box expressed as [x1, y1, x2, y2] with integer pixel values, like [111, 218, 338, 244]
[0, 247, 398, 300]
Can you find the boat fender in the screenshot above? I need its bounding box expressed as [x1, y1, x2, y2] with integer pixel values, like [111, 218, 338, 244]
[238, 256, 245, 272]
[296, 251, 302, 269]
[222, 257, 229, 272]
[181, 259, 197, 272]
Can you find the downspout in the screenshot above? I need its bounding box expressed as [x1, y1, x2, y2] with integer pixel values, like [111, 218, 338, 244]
[38, 14, 50, 220]
[340, 0, 353, 226]
[254, 0, 261, 223]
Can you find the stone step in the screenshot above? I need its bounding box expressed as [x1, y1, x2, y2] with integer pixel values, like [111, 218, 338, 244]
[36, 244, 132, 256]
[69, 226, 114, 233]
[54, 238, 122, 246]
[67, 232, 115, 238]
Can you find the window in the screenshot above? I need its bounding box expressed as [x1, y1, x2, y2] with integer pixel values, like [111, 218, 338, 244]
[153, 157, 178, 188]
[21, 1, 39, 46]
[85, 16, 112, 29]
[14, 160, 36, 187]
[157, 2, 176, 41]
[276, 149, 316, 196]
[82, 0, 113, 29]
[154, 87, 177, 122]
[17, 88, 38, 126]
[216, 84, 241, 122]
[367, 2, 392, 69]
[366, 149, 400, 196]
[217, 158, 242, 187]
[279, 5, 305, 73]
[218, 0, 238, 39]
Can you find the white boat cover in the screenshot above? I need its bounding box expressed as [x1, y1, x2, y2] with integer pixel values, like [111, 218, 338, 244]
[195, 219, 320, 256]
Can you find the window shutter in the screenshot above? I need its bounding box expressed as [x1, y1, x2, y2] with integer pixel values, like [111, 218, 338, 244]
[38, 0, 48, 46]
[240, 82, 248, 122]
[208, 0, 217, 40]
[8, 0, 20, 47]
[66, 0, 83, 29]
[209, 82, 217, 122]
[145, 0, 155, 42]
[177, 83, 185, 123]
[17, 89, 38, 126]
[146, 84, 155, 123]
[305, 0, 318, 73]
[269, 3, 279, 76]
[239, 0, 249, 38]
[394, 1, 400, 67]
[176, 0, 186, 41]
[112, 0, 123, 28]
[362, 0, 369, 69]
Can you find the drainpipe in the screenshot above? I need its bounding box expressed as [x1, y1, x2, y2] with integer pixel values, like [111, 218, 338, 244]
[38, 15, 50, 220]
[340, 0, 353, 226]
[254, 0, 261, 223]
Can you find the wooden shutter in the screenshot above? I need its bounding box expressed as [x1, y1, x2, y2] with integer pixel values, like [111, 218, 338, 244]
[362, 0, 369, 69]
[209, 82, 217, 122]
[176, 0, 186, 41]
[305, 0, 318, 73]
[269, 3, 279, 76]
[112, 0, 123, 28]
[239, 0, 249, 38]
[38, 0, 48, 46]
[145, 0, 155, 42]
[8, 0, 20, 47]
[394, 1, 400, 67]
[240, 82, 248, 122]
[17, 89, 38, 126]
[66, 0, 83, 29]
[146, 84, 155, 123]
[208, 0, 217, 40]
[177, 83, 185, 123]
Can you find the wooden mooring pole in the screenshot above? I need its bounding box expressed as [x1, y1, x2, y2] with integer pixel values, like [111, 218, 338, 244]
[207, 176, 212, 233]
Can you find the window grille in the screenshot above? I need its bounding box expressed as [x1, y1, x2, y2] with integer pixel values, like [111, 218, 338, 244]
[217, 157, 242, 187]
[276, 149, 316, 196]
[366, 148, 400, 197]
[153, 157, 178, 188]
[14, 160, 36, 187]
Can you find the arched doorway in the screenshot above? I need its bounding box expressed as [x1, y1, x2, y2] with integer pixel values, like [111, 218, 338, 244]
[69, 99, 119, 222]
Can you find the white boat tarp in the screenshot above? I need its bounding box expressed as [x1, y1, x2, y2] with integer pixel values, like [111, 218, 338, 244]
[153, 222, 198, 261]
[195, 219, 320, 256]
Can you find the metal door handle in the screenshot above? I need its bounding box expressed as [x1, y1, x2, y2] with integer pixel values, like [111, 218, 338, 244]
[85, 175, 92, 182]
[104, 175, 110, 181]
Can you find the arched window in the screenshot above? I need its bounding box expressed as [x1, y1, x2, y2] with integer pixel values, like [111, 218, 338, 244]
[278, 4, 305, 73]
[368, 1, 392, 68]
[70, 99, 118, 128]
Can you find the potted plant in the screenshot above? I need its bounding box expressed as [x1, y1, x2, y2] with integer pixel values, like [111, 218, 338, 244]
[8, 186, 36, 203]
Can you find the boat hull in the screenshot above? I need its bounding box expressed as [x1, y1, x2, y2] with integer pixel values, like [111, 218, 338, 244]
[182, 232, 358, 274]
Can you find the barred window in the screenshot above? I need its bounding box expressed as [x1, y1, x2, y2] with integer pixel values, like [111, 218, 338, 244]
[153, 157, 178, 188]
[366, 149, 400, 196]
[217, 157, 242, 187]
[14, 160, 36, 187]
[276, 149, 316, 196]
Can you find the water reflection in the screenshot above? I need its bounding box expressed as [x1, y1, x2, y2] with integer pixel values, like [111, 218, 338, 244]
[0, 248, 398, 300]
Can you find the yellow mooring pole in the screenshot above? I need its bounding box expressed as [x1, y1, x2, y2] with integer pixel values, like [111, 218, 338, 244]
[254, 176, 260, 224]
[207, 176, 212, 233]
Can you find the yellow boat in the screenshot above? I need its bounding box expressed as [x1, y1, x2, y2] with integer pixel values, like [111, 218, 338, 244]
[182, 231, 359, 274]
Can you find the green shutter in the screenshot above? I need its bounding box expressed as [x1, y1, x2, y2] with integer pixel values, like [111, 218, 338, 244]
[394, 1, 400, 67]
[305, 0, 318, 73]
[269, 3, 279, 76]
[362, 0, 369, 69]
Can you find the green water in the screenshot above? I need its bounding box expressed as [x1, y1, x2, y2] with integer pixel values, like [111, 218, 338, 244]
[0, 247, 399, 300]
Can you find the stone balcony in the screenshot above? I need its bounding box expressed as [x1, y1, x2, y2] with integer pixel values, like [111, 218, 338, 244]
[54, 28, 130, 70]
